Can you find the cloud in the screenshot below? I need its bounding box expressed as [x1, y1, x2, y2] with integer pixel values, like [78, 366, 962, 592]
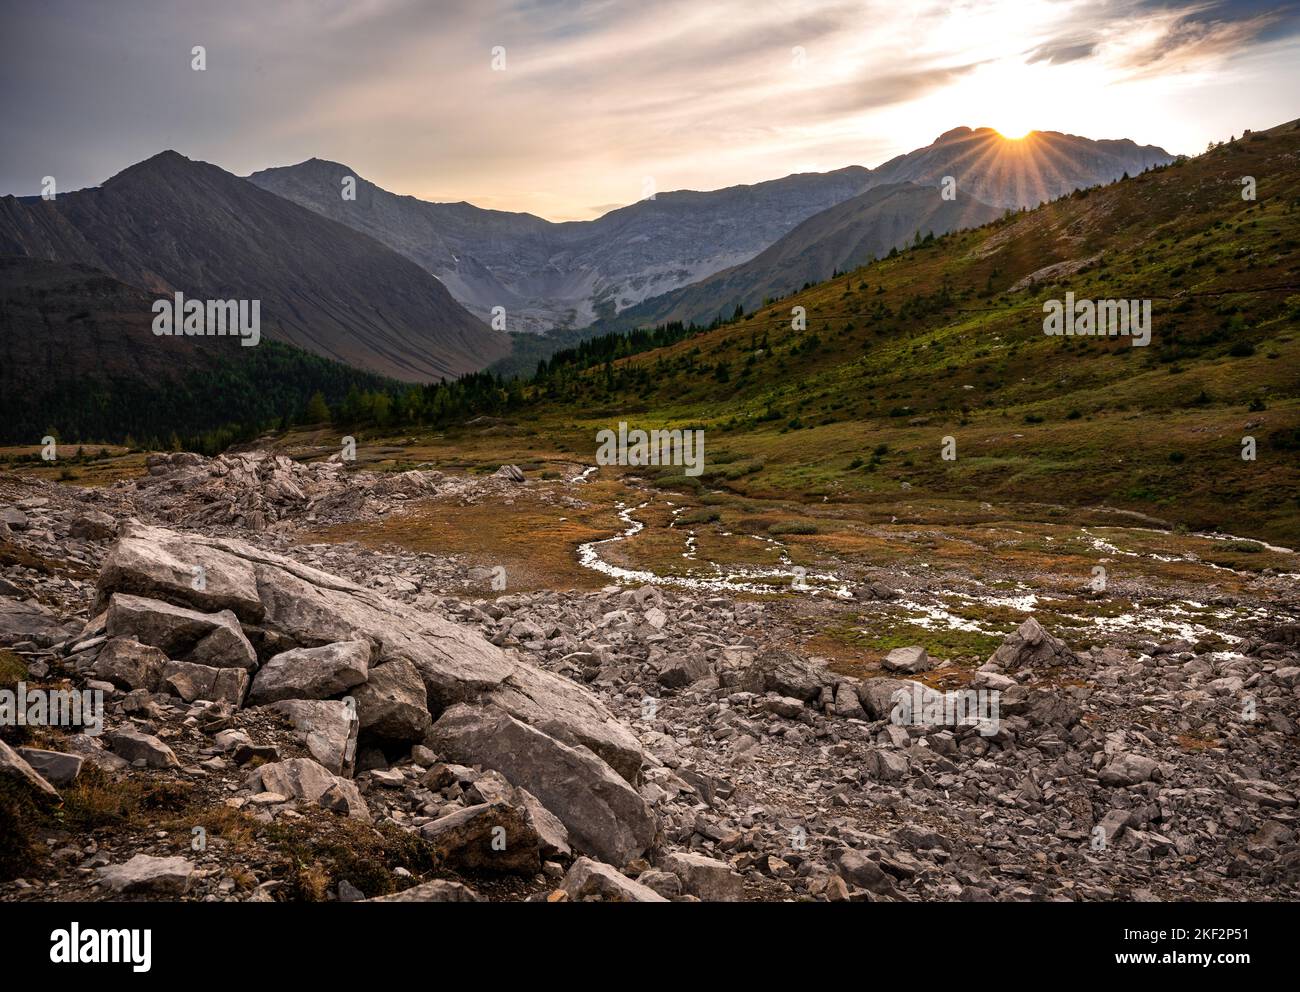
[0, 0, 1296, 217]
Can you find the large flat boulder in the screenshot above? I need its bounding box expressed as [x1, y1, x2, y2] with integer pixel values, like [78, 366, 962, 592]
[429, 703, 657, 866]
[96, 524, 643, 780]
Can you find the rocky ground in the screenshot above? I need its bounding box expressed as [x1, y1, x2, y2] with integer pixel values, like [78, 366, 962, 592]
[1, 451, 1298, 902]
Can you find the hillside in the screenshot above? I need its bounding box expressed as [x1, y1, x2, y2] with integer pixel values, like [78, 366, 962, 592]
[313, 119, 1298, 546]
[0, 152, 506, 382]
[0, 257, 400, 447]
[524, 120, 1296, 543]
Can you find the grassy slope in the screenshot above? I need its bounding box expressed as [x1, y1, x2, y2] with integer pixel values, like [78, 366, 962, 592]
[515, 119, 1300, 546]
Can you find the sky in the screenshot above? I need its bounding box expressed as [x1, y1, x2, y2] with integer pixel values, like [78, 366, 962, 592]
[2, 0, 1298, 220]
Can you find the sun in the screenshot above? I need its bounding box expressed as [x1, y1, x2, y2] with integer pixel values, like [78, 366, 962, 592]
[995, 125, 1034, 140]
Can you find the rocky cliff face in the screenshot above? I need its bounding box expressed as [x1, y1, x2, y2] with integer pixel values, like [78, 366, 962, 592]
[609, 182, 1005, 329]
[249, 158, 875, 334]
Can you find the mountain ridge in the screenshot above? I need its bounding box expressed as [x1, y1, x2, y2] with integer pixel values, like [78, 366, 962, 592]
[0, 151, 507, 382]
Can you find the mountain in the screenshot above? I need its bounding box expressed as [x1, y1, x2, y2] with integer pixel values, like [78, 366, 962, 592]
[868, 126, 1174, 209]
[0, 152, 507, 382]
[248, 159, 875, 333]
[248, 129, 1171, 339]
[0, 256, 401, 445]
[600, 181, 1004, 330]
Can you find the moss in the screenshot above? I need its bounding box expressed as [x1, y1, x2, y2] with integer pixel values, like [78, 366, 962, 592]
[0, 648, 27, 687]
[768, 520, 819, 535]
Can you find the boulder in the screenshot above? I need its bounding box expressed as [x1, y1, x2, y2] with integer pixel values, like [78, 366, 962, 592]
[560, 858, 669, 902]
[493, 464, 525, 482]
[161, 660, 249, 706]
[0, 739, 60, 797]
[834, 681, 867, 720]
[419, 801, 541, 873]
[97, 855, 195, 896]
[834, 849, 898, 896]
[266, 699, 358, 775]
[0, 596, 73, 644]
[518, 788, 572, 860]
[252, 757, 370, 820]
[15, 747, 83, 786]
[105, 727, 180, 768]
[351, 658, 432, 745]
[429, 703, 656, 866]
[70, 511, 118, 541]
[106, 593, 257, 670]
[986, 617, 1077, 669]
[95, 524, 644, 780]
[735, 649, 835, 701]
[660, 851, 745, 901]
[882, 645, 932, 674]
[1099, 753, 1161, 787]
[858, 677, 923, 721]
[93, 637, 168, 692]
[655, 651, 711, 689]
[247, 640, 370, 705]
[365, 880, 483, 902]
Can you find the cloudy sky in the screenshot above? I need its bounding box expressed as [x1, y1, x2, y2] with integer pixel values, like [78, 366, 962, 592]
[2, 0, 1297, 219]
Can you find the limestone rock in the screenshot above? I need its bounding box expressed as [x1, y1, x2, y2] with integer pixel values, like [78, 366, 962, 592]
[0, 739, 60, 797]
[559, 857, 669, 902]
[248, 640, 370, 705]
[105, 727, 180, 768]
[986, 617, 1077, 669]
[266, 698, 359, 775]
[429, 703, 656, 865]
[660, 851, 745, 901]
[106, 593, 257, 670]
[419, 801, 541, 873]
[93, 637, 168, 692]
[252, 757, 370, 820]
[97, 854, 194, 895]
[351, 657, 432, 745]
[161, 660, 250, 706]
